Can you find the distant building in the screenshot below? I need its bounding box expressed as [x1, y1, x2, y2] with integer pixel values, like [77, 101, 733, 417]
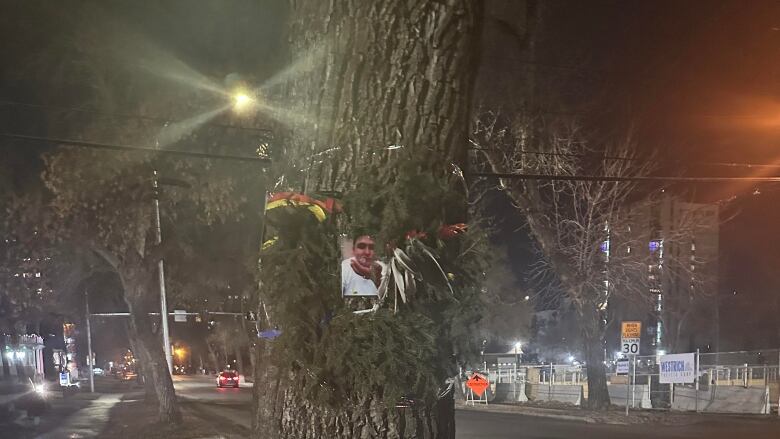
[607, 195, 719, 356]
[1, 334, 45, 381]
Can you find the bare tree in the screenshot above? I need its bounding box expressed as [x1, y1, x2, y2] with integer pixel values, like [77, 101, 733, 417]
[473, 111, 720, 407]
[473, 112, 651, 408]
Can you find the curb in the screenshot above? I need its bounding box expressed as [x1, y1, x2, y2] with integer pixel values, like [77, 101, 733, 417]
[455, 402, 602, 424]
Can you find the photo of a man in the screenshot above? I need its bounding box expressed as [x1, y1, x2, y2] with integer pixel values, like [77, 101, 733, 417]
[341, 234, 385, 297]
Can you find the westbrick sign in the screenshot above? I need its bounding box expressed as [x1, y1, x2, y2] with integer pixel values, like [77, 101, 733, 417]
[659, 353, 695, 383]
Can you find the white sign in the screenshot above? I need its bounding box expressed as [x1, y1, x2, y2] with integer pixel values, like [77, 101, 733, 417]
[620, 338, 640, 355]
[659, 353, 696, 383]
[616, 359, 630, 375]
[173, 309, 187, 323]
[620, 321, 641, 355]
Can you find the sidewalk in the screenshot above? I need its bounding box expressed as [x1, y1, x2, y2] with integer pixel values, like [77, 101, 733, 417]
[456, 400, 780, 426]
[0, 376, 138, 438]
[0, 381, 28, 407]
[36, 393, 123, 438]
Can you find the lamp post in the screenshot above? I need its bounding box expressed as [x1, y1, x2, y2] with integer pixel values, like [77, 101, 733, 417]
[153, 90, 258, 376]
[85, 290, 94, 393]
[152, 172, 173, 376]
[513, 341, 522, 401]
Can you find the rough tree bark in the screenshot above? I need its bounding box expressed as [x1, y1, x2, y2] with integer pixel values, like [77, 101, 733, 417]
[207, 342, 219, 373]
[252, 1, 483, 437]
[233, 343, 245, 377]
[115, 262, 182, 424]
[127, 331, 157, 403]
[277, 0, 482, 190]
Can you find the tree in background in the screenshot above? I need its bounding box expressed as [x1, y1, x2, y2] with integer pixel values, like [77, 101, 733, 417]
[0, 2, 275, 421]
[474, 114, 651, 409]
[478, 257, 533, 349]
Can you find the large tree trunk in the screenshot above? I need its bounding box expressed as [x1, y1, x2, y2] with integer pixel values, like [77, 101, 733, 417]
[123, 277, 182, 424]
[279, 0, 482, 190]
[581, 304, 610, 410]
[252, 341, 282, 439]
[234, 343, 245, 377]
[253, 1, 482, 437]
[127, 331, 157, 403]
[272, 377, 454, 439]
[126, 311, 181, 423]
[206, 342, 219, 373]
[248, 344, 256, 381]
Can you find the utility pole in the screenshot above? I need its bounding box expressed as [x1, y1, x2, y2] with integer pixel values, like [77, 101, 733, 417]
[85, 290, 95, 393]
[153, 171, 173, 375]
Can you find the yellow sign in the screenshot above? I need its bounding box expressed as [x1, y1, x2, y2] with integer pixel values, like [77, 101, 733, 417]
[621, 321, 642, 339]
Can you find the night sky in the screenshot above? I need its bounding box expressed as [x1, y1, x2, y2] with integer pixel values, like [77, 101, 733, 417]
[479, 0, 780, 348]
[2, 1, 780, 350]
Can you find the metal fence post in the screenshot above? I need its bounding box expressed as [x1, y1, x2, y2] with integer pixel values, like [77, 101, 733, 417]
[695, 348, 700, 412]
[625, 367, 630, 416]
[632, 354, 637, 408]
[549, 364, 553, 401]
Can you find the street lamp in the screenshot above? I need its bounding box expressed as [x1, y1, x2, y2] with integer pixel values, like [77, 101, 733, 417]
[514, 341, 523, 364]
[231, 90, 255, 113]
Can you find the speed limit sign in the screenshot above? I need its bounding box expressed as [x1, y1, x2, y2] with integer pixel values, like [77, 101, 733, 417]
[620, 321, 641, 355]
[621, 338, 640, 354]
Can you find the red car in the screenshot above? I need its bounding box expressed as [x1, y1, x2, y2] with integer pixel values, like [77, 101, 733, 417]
[216, 371, 239, 388]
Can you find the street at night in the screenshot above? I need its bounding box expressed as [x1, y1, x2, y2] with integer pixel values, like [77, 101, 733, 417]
[3, 1, 780, 438]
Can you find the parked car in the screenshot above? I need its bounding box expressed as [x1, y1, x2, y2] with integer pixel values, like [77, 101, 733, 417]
[216, 370, 239, 388]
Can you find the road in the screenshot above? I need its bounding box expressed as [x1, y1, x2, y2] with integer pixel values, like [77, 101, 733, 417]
[173, 376, 780, 438]
[456, 409, 780, 438]
[173, 374, 253, 430]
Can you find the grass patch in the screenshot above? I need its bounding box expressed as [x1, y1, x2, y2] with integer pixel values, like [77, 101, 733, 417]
[103, 396, 248, 439]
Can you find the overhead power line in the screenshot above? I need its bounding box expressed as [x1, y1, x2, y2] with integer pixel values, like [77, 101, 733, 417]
[0, 132, 271, 165]
[468, 146, 780, 169]
[469, 172, 780, 183]
[0, 100, 273, 135]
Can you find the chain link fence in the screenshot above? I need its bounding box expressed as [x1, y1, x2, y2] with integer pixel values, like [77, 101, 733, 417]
[467, 349, 779, 413]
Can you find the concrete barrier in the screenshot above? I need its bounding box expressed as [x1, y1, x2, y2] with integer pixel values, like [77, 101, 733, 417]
[607, 384, 652, 409]
[672, 385, 770, 414]
[707, 386, 770, 414]
[529, 384, 583, 406]
[491, 383, 529, 403]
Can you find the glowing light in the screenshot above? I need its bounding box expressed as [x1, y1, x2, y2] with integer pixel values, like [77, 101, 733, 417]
[232, 91, 254, 113]
[34, 384, 46, 397]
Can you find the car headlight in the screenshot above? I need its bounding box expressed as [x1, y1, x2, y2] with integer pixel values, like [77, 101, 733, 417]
[34, 385, 46, 397]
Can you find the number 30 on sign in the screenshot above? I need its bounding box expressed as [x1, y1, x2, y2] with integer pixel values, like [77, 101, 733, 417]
[620, 321, 641, 355]
[621, 338, 640, 354]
